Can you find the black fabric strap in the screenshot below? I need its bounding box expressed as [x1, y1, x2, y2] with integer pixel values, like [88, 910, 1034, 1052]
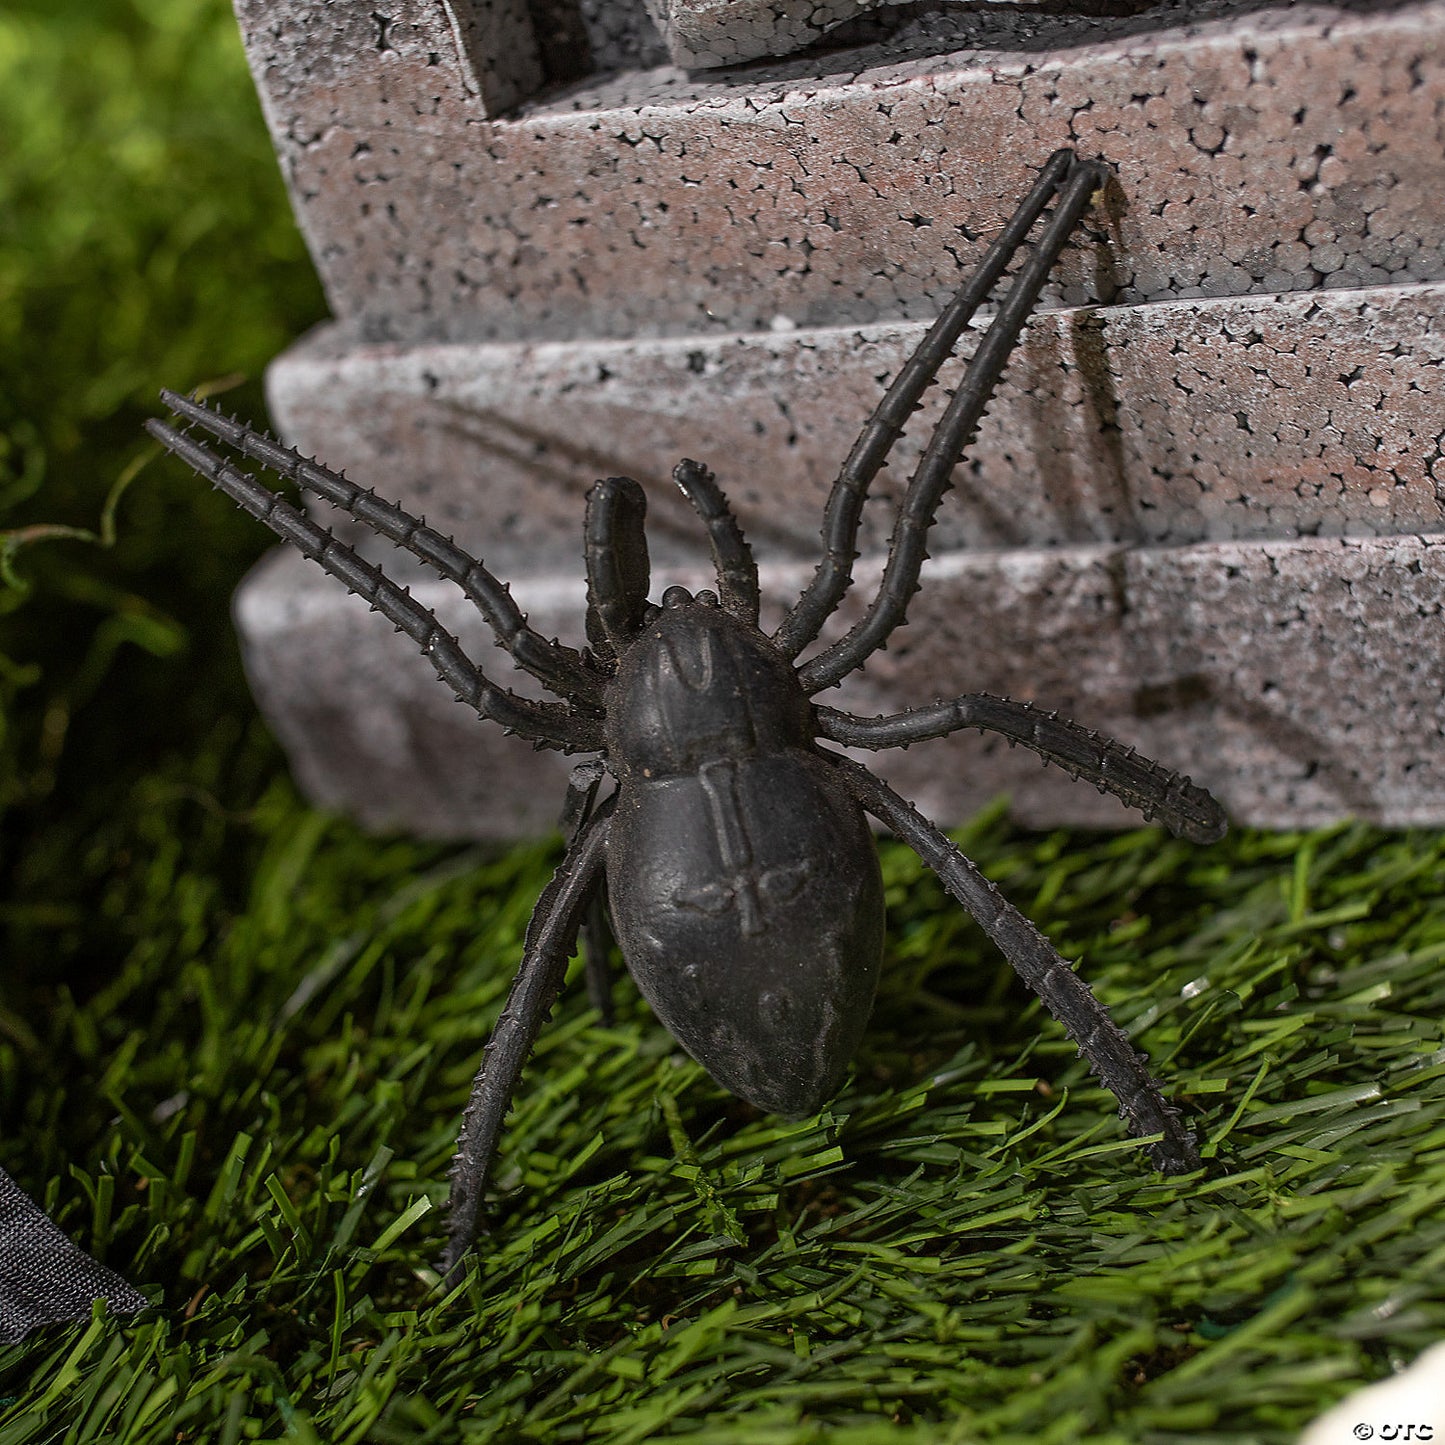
[0, 1166, 146, 1343]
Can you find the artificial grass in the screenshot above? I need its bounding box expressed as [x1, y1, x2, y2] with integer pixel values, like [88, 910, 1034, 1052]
[4, 767, 1445, 1443]
[3, 0, 1445, 1441]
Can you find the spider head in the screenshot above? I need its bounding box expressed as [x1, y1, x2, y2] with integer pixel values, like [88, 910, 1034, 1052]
[604, 597, 812, 778]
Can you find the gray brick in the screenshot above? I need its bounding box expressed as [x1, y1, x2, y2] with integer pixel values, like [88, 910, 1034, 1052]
[265, 285, 1445, 569]
[235, 534, 1445, 837]
[235, 2, 1445, 342]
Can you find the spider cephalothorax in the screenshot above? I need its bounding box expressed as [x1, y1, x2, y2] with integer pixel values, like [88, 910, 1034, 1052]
[148, 149, 1226, 1279]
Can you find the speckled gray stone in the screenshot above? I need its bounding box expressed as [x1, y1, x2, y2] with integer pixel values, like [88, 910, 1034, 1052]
[236, 533, 1445, 838]
[243, 276, 1445, 832]
[226, 0, 1445, 835]
[641, 0, 1126, 69]
[234, 0, 543, 125]
[235, 1, 1445, 343]
[266, 284, 1445, 571]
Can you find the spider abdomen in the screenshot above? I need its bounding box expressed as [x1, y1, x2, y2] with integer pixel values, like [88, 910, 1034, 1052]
[602, 594, 883, 1113]
[607, 747, 885, 1117]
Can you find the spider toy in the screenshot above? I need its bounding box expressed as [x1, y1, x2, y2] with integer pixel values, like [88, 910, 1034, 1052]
[148, 148, 1226, 1277]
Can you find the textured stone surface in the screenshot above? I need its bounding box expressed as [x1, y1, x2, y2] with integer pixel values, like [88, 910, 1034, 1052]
[268, 284, 1445, 573]
[639, 0, 876, 69]
[642, 0, 1144, 69]
[233, 0, 542, 124]
[236, 534, 1445, 838]
[570, 0, 670, 72]
[236, 1, 1445, 344]
[229, 0, 1445, 834]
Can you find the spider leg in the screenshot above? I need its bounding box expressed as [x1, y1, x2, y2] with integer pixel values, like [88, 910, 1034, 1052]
[560, 760, 616, 1024]
[443, 800, 613, 1283]
[584, 476, 652, 659]
[581, 890, 614, 1024]
[147, 419, 603, 753]
[832, 753, 1201, 1174]
[799, 154, 1110, 694]
[816, 695, 1227, 844]
[774, 148, 1080, 661]
[159, 390, 603, 710]
[672, 459, 761, 626]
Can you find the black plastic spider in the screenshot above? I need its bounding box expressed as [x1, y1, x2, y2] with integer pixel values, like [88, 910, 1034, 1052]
[148, 149, 1226, 1278]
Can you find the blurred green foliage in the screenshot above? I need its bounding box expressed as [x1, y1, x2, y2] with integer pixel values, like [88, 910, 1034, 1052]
[0, 0, 324, 823]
